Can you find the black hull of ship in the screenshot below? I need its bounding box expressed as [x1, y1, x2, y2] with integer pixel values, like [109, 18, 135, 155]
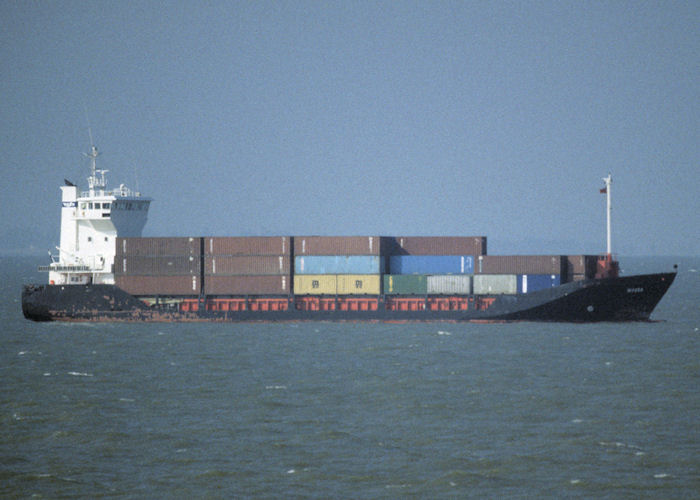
[22, 272, 675, 323]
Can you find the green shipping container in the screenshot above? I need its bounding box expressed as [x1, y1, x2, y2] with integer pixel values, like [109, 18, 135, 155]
[383, 274, 428, 295]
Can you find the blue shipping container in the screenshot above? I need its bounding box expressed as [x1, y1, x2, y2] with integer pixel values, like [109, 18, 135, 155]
[389, 255, 474, 275]
[295, 255, 384, 274]
[518, 274, 561, 293]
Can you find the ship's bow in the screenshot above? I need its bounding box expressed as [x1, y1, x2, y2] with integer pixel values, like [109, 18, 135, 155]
[600, 271, 676, 321]
[501, 271, 676, 322]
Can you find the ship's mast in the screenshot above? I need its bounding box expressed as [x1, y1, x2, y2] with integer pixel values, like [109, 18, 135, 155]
[86, 145, 108, 195]
[84, 109, 106, 195]
[603, 173, 612, 256]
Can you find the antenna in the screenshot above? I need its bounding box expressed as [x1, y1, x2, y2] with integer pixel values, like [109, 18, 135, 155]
[83, 104, 94, 148]
[132, 162, 140, 193]
[82, 106, 107, 193]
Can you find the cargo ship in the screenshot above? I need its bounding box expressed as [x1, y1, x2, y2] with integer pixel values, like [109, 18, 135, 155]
[22, 146, 676, 322]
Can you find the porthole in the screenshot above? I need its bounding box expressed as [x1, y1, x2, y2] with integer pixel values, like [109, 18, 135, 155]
[587, 305, 594, 312]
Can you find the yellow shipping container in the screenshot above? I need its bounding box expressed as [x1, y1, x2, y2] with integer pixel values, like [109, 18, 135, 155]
[293, 274, 381, 295]
[337, 274, 381, 295]
[294, 274, 337, 294]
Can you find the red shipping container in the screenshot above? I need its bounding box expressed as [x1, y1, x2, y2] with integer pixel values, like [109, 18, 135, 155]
[393, 236, 487, 256]
[116, 237, 201, 256]
[476, 255, 565, 275]
[205, 255, 290, 275]
[115, 255, 200, 276]
[204, 236, 290, 256]
[294, 236, 384, 255]
[204, 275, 290, 295]
[116, 275, 199, 296]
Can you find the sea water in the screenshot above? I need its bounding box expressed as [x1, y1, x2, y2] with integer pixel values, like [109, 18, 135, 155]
[2, 256, 698, 498]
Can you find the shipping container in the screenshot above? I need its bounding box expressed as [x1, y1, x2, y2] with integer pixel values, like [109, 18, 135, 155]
[389, 255, 474, 275]
[204, 236, 290, 256]
[475, 255, 565, 275]
[294, 275, 337, 295]
[565, 255, 599, 278]
[204, 275, 290, 295]
[473, 274, 517, 295]
[205, 255, 290, 275]
[116, 237, 201, 256]
[115, 275, 199, 296]
[115, 255, 200, 276]
[392, 236, 487, 256]
[293, 274, 381, 295]
[336, 275, 381, 295]
[294, 236, 385, 255]
[295, 255, 384, 274]
[518, 274, 561, 293]
[383, 274, 428, 295]
[427, 275, 472, 294]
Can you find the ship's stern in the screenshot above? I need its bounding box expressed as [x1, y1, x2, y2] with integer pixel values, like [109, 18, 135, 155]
[22, 285, 53, 321]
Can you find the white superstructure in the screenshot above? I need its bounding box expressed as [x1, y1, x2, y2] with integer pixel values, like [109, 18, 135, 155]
[42, 145, 151, 285]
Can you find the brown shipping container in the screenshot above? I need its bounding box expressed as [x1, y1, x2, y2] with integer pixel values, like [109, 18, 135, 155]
[204, 236, 290, 256]
[476, 255, 565, 275]
[115, 255, 200, 276]
[116, 275, 199, 296]
[205, 255, 290, 275]
[116, 237, 201, 256]
[566, 255, 600, 278]
[392, 236, 487, 256]
[294, 236, 385, 255]
[204, 275, 290, 295]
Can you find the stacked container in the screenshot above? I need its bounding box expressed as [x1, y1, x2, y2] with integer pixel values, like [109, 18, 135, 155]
[113, 234, 592, 298]
[293, 236, 384, 295]
[566, 255, 600, 281]
[115, 237, 201, 295]
[203, 237, 291, 295]
[392, 236, 487, 256]
[474, 255, 565, 294]
[384, 236, 483, 295]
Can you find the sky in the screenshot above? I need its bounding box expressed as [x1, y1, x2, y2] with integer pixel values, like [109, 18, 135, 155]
[1, 1, 698, 256]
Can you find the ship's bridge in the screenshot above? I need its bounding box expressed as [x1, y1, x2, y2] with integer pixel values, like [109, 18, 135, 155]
[74, 190, 151, 237]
